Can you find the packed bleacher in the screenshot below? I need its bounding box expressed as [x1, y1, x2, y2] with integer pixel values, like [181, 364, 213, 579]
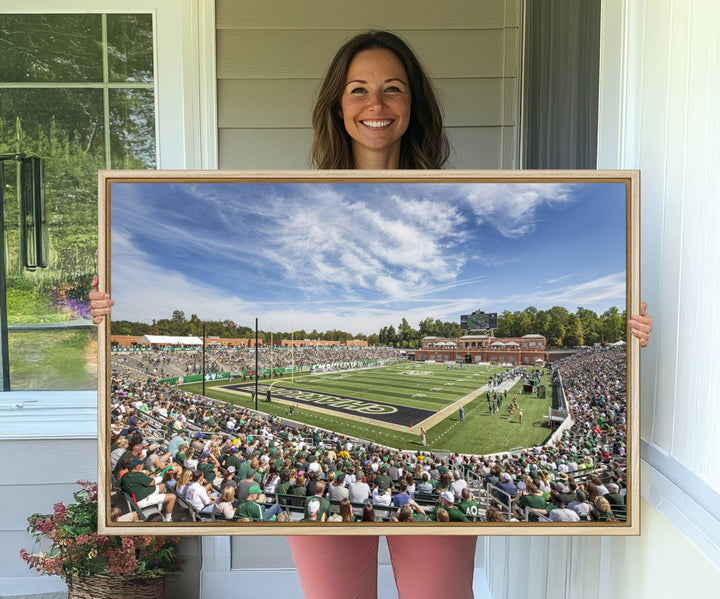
[110, 346, 628, 525]
[111, 344, 404, 381]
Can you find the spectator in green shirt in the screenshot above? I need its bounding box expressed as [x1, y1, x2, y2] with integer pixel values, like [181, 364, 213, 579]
[235, 485, 284, 521]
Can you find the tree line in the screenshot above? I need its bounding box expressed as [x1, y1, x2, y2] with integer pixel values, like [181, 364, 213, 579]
[111, 305, 626, 349]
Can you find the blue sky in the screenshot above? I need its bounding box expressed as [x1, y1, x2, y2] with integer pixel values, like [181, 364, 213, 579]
[110, 180, 627, 334]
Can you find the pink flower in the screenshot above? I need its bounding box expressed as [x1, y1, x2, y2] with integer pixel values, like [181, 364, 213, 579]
[107, 548, 137, 576]
[35, 519, 54, 534]
[53, 502, 66, 522]
[137, 535, 154, 548]
[121, 537, 135, 549]
[19, 549, 29, 562]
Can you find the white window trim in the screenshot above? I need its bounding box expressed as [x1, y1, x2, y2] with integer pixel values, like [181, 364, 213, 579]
[0, 0, 217, 435]
[0, 0, 217, 169]
[642, 443, 720, 567]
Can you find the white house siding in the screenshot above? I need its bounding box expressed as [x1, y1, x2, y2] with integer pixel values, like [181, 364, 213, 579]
[216, 0, 522, 169]
[486, 1, 720, 597]
[0, 394, 97, 597]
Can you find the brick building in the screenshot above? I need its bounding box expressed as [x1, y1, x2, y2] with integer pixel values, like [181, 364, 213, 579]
[413, 334, 546, 365]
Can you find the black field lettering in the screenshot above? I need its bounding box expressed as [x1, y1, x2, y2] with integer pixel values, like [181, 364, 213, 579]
[223, 382, 433, 426]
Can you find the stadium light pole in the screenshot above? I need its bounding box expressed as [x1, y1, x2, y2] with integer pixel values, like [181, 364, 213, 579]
[202, 324, 206, 396]
[254, 317, 259, 411]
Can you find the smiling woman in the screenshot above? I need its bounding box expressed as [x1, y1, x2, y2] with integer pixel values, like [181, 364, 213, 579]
[311, 31, 448, 170]
[339, 49, 412, 169]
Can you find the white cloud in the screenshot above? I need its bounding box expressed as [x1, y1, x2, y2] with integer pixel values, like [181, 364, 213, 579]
[246, 188, 468, 299]
[111, 229, 258, 323]
[498, 272, 626, 311]
[459, 183, 574, 237]
[545, 273, 575, 284]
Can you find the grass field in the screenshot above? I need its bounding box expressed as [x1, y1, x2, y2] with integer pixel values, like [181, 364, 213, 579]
[182, 362, 554, 455]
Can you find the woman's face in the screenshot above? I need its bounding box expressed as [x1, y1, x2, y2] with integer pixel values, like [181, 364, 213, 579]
[340, 48, 411, 167]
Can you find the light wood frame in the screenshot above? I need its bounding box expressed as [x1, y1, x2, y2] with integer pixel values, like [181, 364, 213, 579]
[98, 169, 640, 536]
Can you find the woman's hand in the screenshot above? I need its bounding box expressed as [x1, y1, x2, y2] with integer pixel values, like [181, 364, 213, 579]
[628, 301, 653, 347]
[89, 274, 114, 324]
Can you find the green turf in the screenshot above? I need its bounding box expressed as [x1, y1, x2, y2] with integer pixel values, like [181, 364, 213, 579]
[181, 363, 553, 455]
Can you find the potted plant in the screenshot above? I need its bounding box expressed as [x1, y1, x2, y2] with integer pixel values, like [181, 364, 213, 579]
[20, 480, 182, 599]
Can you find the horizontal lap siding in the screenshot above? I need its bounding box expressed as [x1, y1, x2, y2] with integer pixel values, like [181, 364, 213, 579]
[217, 30, 510, 79]
[0, 439, 97, 579]
[216, 0, 521, 169]
[216, 1, 517, 30]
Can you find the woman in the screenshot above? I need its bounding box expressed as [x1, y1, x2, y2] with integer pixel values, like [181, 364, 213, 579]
[219, 467, 238, 496]
[338, 497, 355, 523]
[590, 495, 615, 522]
[184, 470, 216, 513]
[174, 468, 193, 497]
[261, 462, 280, 496]
[110, 438, 129, 471]
[395, 504, 415, 523]
[311, 31, 447, 171]
[213, 486, 236, 520]
[360, 502, 376, 523]
[288, 31, 481, 598]
[275, 470, 293, 506]
[289, 473, 307, 507]
[114, 454, 133, 481]
[90, 29, 653, 599]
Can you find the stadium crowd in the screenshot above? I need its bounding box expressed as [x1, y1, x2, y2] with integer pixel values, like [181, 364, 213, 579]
[112, 345, 404, 381]
[110, 347, 628, 525]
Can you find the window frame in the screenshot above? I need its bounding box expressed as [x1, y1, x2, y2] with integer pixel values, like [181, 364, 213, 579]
[1, 0, 217, 170]
[0, 0, 217, 436]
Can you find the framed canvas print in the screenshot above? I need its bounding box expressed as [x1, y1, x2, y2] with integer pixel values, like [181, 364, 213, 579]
[97, 170, 640, 536]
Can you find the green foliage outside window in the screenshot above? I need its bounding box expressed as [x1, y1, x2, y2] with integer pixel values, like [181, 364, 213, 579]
[0, 13, 156, 389]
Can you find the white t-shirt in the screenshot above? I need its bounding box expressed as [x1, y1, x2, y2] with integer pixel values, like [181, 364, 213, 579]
[184, 482, 211, 511]
[372, 489, 391, 507]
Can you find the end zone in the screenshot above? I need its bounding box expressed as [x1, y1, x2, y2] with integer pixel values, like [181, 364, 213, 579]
[221, 382, 434, 432]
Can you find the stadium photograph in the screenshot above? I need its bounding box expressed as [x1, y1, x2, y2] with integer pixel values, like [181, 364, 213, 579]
[101, 173, 635, 532]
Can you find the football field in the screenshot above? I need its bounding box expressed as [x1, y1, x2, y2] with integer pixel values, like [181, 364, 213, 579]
[185, 362, 554, 455]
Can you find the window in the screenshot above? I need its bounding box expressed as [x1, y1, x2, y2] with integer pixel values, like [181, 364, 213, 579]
[0, 13, 156, 390]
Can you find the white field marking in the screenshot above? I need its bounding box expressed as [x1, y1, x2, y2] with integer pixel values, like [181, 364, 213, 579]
[411, 393, 426, 398]
[432, 393, 489, 443]
[444, 382, 455, 386]
[413, 375, 524, 432]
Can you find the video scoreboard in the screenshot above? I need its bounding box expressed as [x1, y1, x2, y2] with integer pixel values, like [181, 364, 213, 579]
[460, 310, 497, 331]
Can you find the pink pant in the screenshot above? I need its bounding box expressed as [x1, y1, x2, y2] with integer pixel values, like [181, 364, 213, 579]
[287, 535, 477, 599]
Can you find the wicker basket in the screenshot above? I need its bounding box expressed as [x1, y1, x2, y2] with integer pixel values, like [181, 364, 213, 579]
[67, 575, 165, 599]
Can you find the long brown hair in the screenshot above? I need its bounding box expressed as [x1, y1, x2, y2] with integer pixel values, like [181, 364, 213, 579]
[339, 498, 353, 522]
[311, 30, 449, 170]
